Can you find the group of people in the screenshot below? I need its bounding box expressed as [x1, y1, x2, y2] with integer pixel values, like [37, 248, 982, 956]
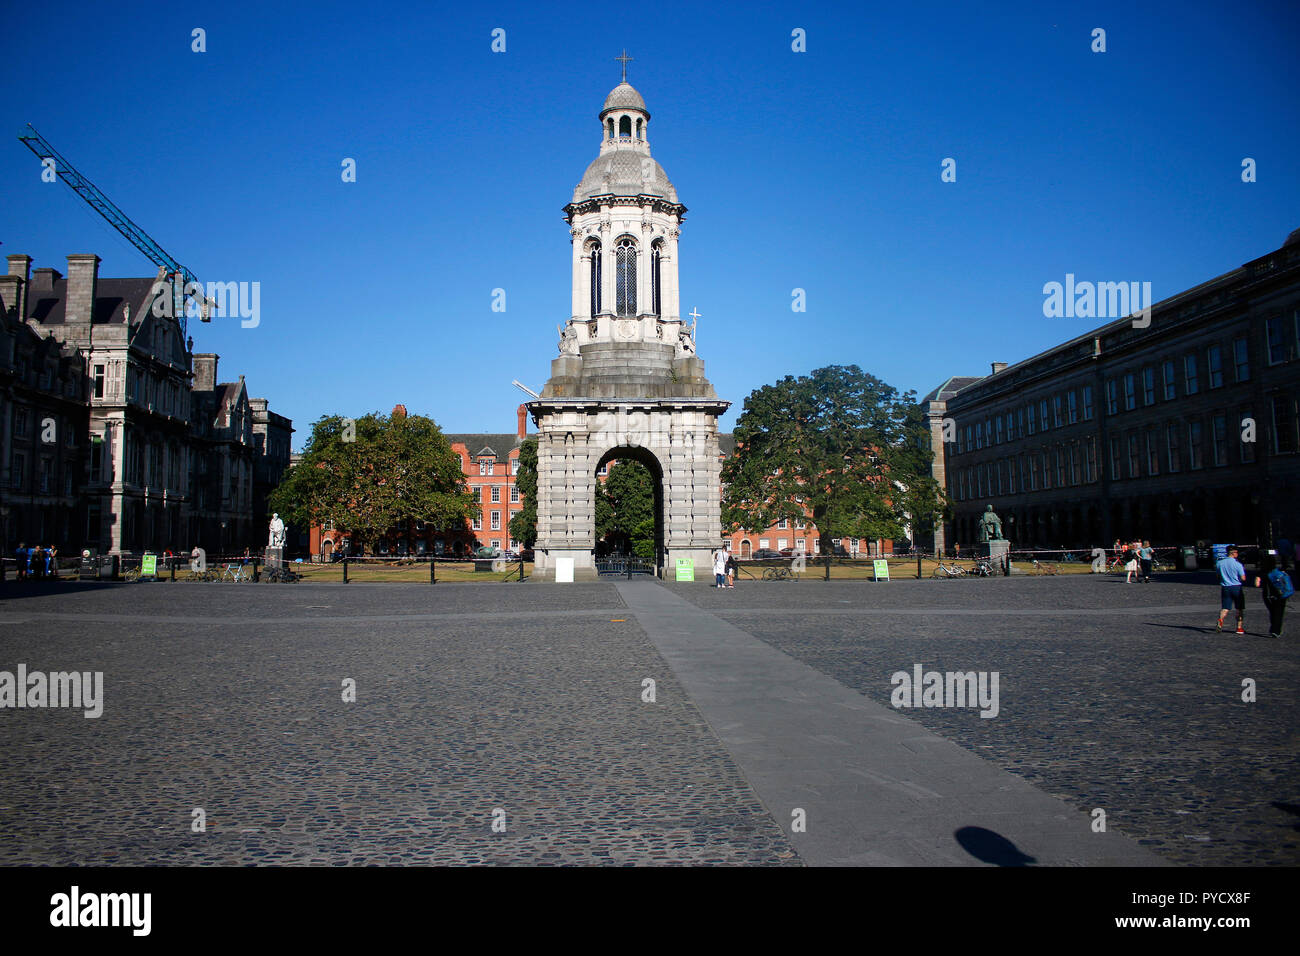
[1216, 545, 1293, 639]
[712, 548, 737, 588]
[11, 542, 59, 581]
[1114, 539, 1156, 583]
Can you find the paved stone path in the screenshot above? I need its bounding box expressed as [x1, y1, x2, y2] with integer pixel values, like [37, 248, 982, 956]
[616, 579, 1165, 866]
[1, 573, 1295, 866]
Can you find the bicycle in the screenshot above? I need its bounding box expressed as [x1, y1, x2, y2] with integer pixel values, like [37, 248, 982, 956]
[122, 566, 142, 582]
[1031, 560, 1059, 575]
[932, 562, 967, 578]
[762, 566, 798, 581]
[262, 565, 301, 583]
[972, 558, 995, 577]
[220, 563, 251, 583]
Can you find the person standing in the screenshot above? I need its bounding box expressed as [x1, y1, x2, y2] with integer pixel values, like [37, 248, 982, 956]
[725, 551, 737, 588]
[954, 542, 961, 560]
[14, 542, 28, 582]
[712, 547, 727, 588]
[1256, 552, 1293, 639]
[1216, 546, 1248, 634]
[1139, 540, 1154, 583]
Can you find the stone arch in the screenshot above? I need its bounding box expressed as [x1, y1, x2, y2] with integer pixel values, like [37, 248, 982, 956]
[594, 443, 665, 572]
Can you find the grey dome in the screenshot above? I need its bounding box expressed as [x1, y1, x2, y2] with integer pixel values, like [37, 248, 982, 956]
[572, 151, 678, 203]
[601, 82, 647, 115]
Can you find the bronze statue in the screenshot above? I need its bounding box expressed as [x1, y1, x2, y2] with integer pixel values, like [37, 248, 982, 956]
[977, 505, 1003, 542]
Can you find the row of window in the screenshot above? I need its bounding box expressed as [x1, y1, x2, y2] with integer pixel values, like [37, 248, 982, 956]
[470, 457, 520, 476]
[470, 508, 520, 532]
[954, 399, 1295, 500]
[8, 453, 75, 495]
[468, 483, 521, 503]
[9, 408, 77, 446]
[586, 237, 665, 318]
[954, 312, 1300, 455]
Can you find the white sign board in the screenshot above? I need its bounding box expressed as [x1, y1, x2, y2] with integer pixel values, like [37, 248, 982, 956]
[555, 557, 575, 583]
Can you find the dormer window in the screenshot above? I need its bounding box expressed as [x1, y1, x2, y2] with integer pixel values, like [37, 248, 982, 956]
[479, 459, 493, 475]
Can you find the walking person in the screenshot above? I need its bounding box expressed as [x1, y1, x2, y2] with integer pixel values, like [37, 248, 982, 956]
[725, 550, 737, 588]
[712, 547, 727, 588]
[1256, 552, 1293, 639]
[1216, 546, 1248, 634]
[1139, 540, 1154, 583]
[1124, 541, 1139, 583]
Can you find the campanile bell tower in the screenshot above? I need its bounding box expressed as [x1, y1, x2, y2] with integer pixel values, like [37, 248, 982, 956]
[528, 58, 728, 580]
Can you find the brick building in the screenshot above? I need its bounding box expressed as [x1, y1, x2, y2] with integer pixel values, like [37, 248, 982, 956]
[926, 228, 1300, 553]
[310, 406, 531, 559]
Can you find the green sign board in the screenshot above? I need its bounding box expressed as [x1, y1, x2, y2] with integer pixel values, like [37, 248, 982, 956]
[675, 558, 695, 582]
[141, 553, 157, 577]
[873, 559, 890, 581]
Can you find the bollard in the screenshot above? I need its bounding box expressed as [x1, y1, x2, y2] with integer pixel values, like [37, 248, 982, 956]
[917, 553, 922, 580]
[252, 559, 259, 582]
[430, 558, 436, 585]
[171, 559, 176, 582]
[343, 556, 349, 584]
[519, 555, 525, 582]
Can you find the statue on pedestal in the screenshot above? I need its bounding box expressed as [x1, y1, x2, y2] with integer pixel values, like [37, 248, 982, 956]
[268, 513, 286, 550]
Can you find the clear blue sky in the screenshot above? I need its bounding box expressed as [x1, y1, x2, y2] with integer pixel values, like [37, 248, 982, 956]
[4, 0, 1297, 449]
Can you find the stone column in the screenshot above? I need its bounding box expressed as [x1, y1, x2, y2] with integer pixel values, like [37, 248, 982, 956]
[665, 230, 681, 321]
[570, 231, 584, 320]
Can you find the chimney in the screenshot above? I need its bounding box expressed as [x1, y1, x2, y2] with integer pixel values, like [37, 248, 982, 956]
[991, 362, 1007, 375]
[517, 404, 528, 439]
[193, 353, 219, 392]
[65, 254, 100, 326]
[31, 266, 62, 290]
[5, 255, 30, 323]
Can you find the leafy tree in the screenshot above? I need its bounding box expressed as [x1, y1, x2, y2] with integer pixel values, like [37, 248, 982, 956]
[269, 410, 477, 551]
[596, 459, 655, 555]
[721, 365, 945, 554]
[508, 437, 538, 548]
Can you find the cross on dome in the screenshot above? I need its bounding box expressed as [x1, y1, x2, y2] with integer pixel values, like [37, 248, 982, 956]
[615, 49, 633, 82]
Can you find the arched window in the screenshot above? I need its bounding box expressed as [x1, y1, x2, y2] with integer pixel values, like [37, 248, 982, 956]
[607, 118, 614, 139]
[588, 240, 602, 315]
[619, 115, 632, 138]
[651, 240, 663, 316]
[635, 118, 643, 140]
[616, 238, 637, 316]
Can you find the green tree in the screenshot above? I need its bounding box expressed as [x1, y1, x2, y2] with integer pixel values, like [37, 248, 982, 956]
[596, 459, 655, 555]
[508, 437, 538, 548]
[721, 365, 945, 554]
[269, 411, 477, 551]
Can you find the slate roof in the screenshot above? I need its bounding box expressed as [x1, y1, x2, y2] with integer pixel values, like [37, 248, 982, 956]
[920, 375, 984, 404]
[445, 434, 526, 458]
[26, 277, 157, 325]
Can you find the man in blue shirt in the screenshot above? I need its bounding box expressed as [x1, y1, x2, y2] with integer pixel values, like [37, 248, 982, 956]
[1216, 546, 1247, 634]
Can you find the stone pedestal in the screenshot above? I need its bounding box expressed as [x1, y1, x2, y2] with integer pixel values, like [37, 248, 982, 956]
[265, 547, 283, 570]
[979, 539, 1010, 572]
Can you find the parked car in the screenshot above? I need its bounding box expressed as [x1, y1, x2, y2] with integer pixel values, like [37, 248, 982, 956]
[752, 549, 783, 559]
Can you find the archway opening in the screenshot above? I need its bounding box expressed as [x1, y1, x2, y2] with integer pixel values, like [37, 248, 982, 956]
[594, 446, 664, 573]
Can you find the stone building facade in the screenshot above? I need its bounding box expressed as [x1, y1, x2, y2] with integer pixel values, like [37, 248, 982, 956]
[927, 229, 1300, 552]
[0, 253, 291, 557]
[528, 74, 728, 579]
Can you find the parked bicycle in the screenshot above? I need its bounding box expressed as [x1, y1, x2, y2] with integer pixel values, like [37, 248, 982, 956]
[261, 565, 301, 583]
[762, 566, 799, 581]
[1031, 559, 1059, 575]
[933, 562, 968, 578]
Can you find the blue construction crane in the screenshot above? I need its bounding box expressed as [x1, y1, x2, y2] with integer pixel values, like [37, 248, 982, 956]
[17, 123, 212, 335]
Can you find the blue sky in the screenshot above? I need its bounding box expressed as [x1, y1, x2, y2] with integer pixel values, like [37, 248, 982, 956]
[3, 0, 1297, 448]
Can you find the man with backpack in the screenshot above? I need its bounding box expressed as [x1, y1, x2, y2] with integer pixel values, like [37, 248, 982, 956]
[1257, 550, 1293, 639]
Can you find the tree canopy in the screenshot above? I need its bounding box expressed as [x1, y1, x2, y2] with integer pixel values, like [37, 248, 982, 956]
[596, 459, 656, 559]
[268, 410, 477, 548]
[507, 437, 538, 548]
[720, 365, 945, 552]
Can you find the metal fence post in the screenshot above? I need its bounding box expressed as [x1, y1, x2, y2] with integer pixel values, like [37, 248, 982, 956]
[343, 556, 349, 584]
[430, 558, 436, 585]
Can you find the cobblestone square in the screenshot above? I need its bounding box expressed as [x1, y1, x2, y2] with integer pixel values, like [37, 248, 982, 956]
[1, 572, 1295, 866]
